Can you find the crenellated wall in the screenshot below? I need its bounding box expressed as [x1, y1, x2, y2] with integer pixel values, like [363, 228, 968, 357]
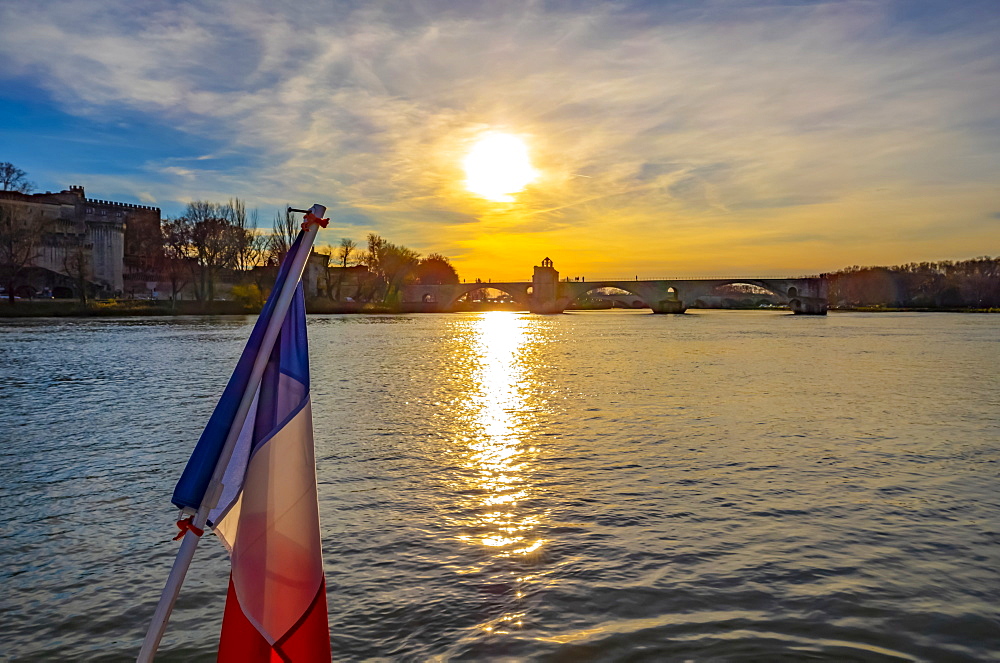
[0, 186, 160, 296]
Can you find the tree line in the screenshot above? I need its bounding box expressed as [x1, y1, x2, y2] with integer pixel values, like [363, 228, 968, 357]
[355, 233, 458, 305]
[0, 156, 459, 305]
[160, 201, 459, 305]
[826, 257, 1000, 309]
[160, 200, 262, 302]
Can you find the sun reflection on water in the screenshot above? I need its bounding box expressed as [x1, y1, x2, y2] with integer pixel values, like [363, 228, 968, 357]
[453, 312, 547, 562]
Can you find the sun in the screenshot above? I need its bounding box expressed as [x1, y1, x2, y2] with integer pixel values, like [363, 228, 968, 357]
[463, 133, 538, 202]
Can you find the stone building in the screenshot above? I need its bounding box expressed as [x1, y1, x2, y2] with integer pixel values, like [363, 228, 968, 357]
[325, 265, 370, 301]
[0, 186, 161, 297]
[303, 250, 330, 299]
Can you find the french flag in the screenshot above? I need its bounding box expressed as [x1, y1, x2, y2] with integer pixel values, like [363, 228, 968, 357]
[172, 230, 331, 662]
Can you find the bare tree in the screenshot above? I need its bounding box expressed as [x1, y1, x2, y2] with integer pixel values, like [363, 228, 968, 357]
[243, 231, 270, 273]
[333, 237, 357, 301]
[0, 162, 34, 193]
[181, 199, 257, 301]
[268, 207, 299, 265]
[337, 237, 357, 268]
[62, 241, 92, 305]
[0, 202, 49, 303]
[185, 202, 227, 301]
[160, 217, 193, 306]
[223, 198, 261, 273]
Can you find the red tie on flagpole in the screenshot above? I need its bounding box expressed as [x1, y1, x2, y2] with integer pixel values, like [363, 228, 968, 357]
[172, 517, 204, 541]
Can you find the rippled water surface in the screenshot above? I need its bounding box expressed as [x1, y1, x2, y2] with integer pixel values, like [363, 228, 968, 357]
[2, 310, 998, 661]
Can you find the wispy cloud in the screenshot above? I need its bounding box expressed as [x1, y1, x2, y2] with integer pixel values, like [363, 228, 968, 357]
[1, 0, 997, 276]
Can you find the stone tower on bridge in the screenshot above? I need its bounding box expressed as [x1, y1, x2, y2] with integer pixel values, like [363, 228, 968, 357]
[530, 257, 561, 313]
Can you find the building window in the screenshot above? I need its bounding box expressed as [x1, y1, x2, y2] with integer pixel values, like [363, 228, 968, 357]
[86, 207, 94, 213]
[101, 210, 107, 215]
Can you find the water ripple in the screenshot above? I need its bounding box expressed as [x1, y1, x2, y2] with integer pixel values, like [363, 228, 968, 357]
[1, 312, 998, 660]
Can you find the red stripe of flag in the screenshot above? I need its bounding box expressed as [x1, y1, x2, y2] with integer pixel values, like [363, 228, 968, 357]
[218, 574, 331, 662]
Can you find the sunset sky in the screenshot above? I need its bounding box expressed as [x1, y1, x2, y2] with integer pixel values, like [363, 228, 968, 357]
[1, 0, 997, 280]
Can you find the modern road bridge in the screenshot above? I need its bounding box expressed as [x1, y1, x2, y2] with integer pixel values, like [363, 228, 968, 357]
[401, 258, 828, 314]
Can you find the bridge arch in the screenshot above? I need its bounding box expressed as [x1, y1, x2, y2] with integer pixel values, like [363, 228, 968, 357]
[445, 283, 531, 309]
[569, 283, 651, 309]
[711, 280, 787, 298]
[696, 280, 789, 309]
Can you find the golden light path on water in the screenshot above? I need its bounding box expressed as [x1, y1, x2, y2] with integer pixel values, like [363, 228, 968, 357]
[452, 312, 548, 634]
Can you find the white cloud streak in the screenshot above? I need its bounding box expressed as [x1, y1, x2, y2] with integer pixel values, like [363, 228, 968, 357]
[1, 0, 998, 274]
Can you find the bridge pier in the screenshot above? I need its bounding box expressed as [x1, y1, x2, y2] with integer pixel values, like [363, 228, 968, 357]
[789, 297, 828, 315]
[651, 300, 687, 314]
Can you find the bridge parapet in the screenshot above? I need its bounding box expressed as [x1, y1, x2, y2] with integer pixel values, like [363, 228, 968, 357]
[553, 278, 827, 314]
[399, 271, 828, 315]
[400, 281, 533, 312]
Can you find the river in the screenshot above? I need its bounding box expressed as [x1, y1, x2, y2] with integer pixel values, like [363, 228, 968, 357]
[1, 310, 998, 661]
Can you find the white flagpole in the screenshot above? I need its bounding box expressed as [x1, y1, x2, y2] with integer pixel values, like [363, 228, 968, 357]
[137, 206, 327, 663]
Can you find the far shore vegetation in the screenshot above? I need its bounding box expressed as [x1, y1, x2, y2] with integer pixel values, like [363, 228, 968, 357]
[4, 257, 997, 318]
[826, 258, 999, 311]
[1, 161, 997, 317]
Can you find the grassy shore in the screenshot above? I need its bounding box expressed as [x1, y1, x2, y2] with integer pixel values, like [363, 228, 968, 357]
[0, 299, 405, 317]
[0, 299, 254, 317]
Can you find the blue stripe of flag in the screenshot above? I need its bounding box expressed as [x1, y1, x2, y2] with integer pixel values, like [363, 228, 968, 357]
[249, 282, 310, 457]
[171, 232, 308, 511]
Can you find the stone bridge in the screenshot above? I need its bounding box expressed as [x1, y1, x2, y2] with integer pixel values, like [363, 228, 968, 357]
[400, 258, 827, 314]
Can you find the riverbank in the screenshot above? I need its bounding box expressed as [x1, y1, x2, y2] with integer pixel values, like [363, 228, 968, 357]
[832, 306, 1000, 313]
[3, 300, 997, 317]
[0, 299, 403, 317]
[0, 300, 252, 317]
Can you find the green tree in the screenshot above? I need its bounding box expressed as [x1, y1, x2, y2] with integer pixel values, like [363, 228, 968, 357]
[362, 233, 420, 304]
[414, 253, 459, 285]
